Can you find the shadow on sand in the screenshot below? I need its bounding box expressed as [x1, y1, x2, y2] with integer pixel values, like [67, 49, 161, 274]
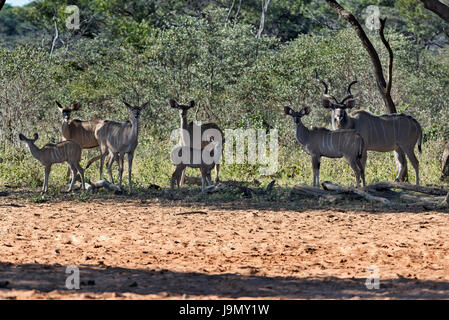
[1, 262, 449, 299]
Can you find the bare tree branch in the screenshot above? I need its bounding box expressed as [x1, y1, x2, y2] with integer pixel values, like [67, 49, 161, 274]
[379, 18, 393, 97]
[234, 0, 243, 25]
[225, 0, 235, 25]
[50, 16, 59, 57]
[420, 0, 449, 23]
[324, 0, 397, 113]
[256, 0, 271, 38]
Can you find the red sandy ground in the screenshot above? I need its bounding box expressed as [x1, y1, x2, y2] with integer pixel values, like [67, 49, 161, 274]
[0, 196, 449, 299]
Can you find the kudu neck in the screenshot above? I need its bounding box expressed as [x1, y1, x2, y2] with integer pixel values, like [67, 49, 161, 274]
[180, 113, 188, 130]
[294, 118, 310, 146]
[61, 118, 69, 134]
[130, 116, 140, 137]
[25, 142, 43, 161]
[179, 113, 191, 146]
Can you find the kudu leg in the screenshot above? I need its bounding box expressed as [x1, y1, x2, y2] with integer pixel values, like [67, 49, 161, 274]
[43, 165, 51, 193]
[171, 166, 185, 191]
[311, 156, 320, 187]
[179, 168, 186, 187]
[85, 154, 102, 170]
[358, 151, 367, 187]
[106, 153, 115, 184]
[394, 148, 409, 182]
[214, 163, 220, 184]
[206, 169, 213, 186]
[75, 162, 86, 191]
[357, 159, 366, 187]
[200, 167, 207, 193]
[127, 152, 134, 193]
[402, 146, 420, 185]
[99, 153, 105, 180]
[360, 151, 367, 172]
[67, 164, 77, 192]
[348, 159, 362, 188]
[118, 154, 125, 189]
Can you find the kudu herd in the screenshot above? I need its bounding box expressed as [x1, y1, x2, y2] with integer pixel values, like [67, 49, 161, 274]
[19, 75, 426, 194]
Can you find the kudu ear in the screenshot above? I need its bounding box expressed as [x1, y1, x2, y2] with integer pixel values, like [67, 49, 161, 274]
[18, 133, 26, 141]
[71, 102, 81, 111]
[33, 133, 39, 141]
[301, 106, 311, 116]
[169, 99, 178, 108]
[189, 100, 195, 109]
[322, 97, 331, 109]
[56, 101, 63, 110]
[284, 106, 294, 116]
[346, 98, 356, 109]
[140, 101, 150, 110]
[123, 101, 132, 109]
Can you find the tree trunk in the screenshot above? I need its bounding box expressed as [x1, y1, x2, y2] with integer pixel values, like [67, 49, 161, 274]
[0, 0, 6, 12]
[256, 0, 271, 38]
[367, 181, 448, 196]
[420, 0, 449, 23]
[322, 181, 391, 205]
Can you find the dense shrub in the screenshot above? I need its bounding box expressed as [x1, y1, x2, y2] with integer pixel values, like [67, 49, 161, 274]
[0, 10, 448, 190]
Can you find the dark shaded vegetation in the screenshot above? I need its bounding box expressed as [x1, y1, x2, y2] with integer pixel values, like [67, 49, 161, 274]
[0, 0, 448, 191]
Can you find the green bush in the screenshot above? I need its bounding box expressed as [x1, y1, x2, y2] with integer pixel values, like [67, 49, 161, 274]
[1, 10, 448, 192]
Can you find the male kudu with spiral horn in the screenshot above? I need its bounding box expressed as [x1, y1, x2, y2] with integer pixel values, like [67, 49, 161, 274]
[317, 73, 423, 185]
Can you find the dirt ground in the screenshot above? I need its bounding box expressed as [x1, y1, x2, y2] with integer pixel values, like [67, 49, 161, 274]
[1, 192, 449, 300]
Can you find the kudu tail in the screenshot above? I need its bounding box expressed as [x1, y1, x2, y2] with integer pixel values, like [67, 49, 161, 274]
[416, 120, 423, 154]
[418, 129, 423, 154]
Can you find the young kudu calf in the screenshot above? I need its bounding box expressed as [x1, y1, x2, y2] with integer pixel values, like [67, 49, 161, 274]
[284, 106, 366, 188]
[170, 141, 222, 193]
[94, 101, 148, 192]
[56, 101, 102, 176]
[170, 99, 224, 186]
[317, 75, 423, 185]
[19, 133, 85, 193]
